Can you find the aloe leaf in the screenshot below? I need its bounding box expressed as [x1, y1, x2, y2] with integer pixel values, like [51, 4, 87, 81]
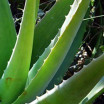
[47, 10, 90, 90]
[28, 9, 90, 88]
[30, 53, 104, 104]
[13, 0, 90, 103]
[0, 0, 16, 78]
[0, 0, 39, 103]
[27, 0, 75, 86]
[80, 76, 104, 104]
[27, 33, 60, 86]
[30, 0, 74, 67]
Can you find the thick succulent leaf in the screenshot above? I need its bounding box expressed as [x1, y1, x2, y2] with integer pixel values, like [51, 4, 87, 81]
[30, 0, 74, 67]
[13, 0, 90, 103]
[0, 0, 16, 78]
[80, 76, 104, 104]
[28, 9, 90, 88]
[27, 0, 75, 86]
[30, 53, 104, 104]
[47, 10, 90, 90]
[0, 0, 39, 103]
[27, 33, 60, 86]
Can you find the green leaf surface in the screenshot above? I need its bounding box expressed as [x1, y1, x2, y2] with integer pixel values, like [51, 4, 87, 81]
[27, 0, 74, 87]
[0, 0, 16, 78]
[13, 0, 90, 103]
[30, 53, 104, 104]
[80, 76, 104, 104]
[30, 0, 74, 67]
[47, 10, 90, 90]
[27, 32, 60, 86]
[0, 0, 39, 103]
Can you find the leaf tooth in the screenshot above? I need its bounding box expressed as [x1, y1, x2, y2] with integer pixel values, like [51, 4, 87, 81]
[43, 59, 47, 64]
[74, 72, 78, 75]
[58, 28, 61, 31]
[58, 28, 61, 35]
[54, 84, 58, 89]
[46, 90, 49, 93]
[65, 15, 68, 19]
[36, 96, 40, 100]
[62, 79, 66, 83]
[83, 65, 87, 68]
[50, 39, 54, 44]
[92, 58, 97, 61]
[70, 5, 73, 8]
[45, 11, 49, 15]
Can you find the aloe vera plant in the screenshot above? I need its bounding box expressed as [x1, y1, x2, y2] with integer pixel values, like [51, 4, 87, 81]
[0, 0, 104, 104]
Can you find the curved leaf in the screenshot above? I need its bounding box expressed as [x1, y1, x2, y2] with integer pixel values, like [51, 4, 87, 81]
[13, 0, 90, 103]
[0, 0, 16, 78]
[27, 33, 60, 86]
[30, 0, 74, 67]
[30, 53, 104, 104]
[80, 76, 104, 104]
[0, 0, 39, 103]
[47, 10, 90, 90]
